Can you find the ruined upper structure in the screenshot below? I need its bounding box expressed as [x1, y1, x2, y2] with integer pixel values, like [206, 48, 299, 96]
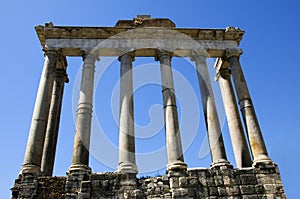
[12, 16, 286, 199]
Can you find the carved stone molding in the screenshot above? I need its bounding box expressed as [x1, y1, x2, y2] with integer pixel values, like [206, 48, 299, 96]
[225, 48, 243, 58]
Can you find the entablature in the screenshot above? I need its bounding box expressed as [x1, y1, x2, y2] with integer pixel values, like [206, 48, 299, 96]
[36, 21, 244, 58]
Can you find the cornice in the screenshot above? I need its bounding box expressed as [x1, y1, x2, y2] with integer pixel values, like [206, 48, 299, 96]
[35, 23, 244, 47]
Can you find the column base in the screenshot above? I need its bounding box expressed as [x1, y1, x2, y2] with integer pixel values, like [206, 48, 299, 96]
[253, 160, 275, 169]
[252, 154, 273, 167]
[167, 161, 188, 172]
[117, 162, 138, 174]
[21, 164, 41, 175]
[67, 164, 91, 175]
[66, 164, 92, 198]
[211, 159, 233, 170]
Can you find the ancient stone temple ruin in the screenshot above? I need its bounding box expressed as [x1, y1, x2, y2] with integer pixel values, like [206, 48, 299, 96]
[12, 16, 286, 198]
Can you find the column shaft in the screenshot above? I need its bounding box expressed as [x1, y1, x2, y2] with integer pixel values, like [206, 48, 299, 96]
[41, 69, 68, 176]
[69, 53, 96, 173]
[157, 51, 187, 171]
[117, 53, 138, 173]
[217, 68, 252, 168]
[192, 54, 229, 167]
[228, 53, 271, 163]
[22, 51, 57, 174]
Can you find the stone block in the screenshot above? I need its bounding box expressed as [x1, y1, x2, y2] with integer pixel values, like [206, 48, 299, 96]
[187, 187, 196, 197]
[187, 177, 198, 187]
[226, 186, 240, 196]
[170, 177, 179, 189]
[263, 184, 278, 194]
[258, 194, 277, 199]
[91, 180, 100, 188]
[207, 177, 215, 186]
[256, 174, 275, 184]
[214, 175, 224, 186]
[240, 175, 257, 185]
[255, 184, 265, 194]
[196, 187, 209, 198]
[223, 175, 231, 186]
[162, 174, 169, 182]
[209, 186, 218, 196]
[240, 185, 255, 195]
[242, 195, 258, 199]
[276, 185, 285, 194]
[172, 188, 188, 197]
[199, 176, 207, 186]
[65, 193, 78, 199]
[277, 193, 287, 199]
[218, 186, 227, 196]
[179, 177, 187, 188]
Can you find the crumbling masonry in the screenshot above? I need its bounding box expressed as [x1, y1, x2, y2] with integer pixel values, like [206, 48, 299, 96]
[12, 16, 286, 198]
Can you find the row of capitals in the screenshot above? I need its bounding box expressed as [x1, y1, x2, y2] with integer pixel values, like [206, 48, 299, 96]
[44, 48, 243, 63]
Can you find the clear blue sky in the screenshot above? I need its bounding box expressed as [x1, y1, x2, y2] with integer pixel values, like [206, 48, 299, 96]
[0, 0, 299, 198]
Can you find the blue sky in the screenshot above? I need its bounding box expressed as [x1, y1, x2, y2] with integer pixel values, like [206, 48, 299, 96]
[0, 0, 299, 198]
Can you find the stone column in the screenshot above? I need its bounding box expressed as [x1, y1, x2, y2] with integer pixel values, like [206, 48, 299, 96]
[69, 52, 97, 173]
[191, 51, 230, 167]
[156, 50, 187, 171]
[216, 65, 252, 168]
[22, 50, 57, 175]
[226, 49, 271, 164]
[117, 52, 138, 174]
[41, 67, 69, 176]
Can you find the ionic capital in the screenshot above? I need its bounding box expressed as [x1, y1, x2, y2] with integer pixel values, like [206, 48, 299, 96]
[82, 50, 100, 63]
[42, 48, 60, 56]
[190, 49, 209, 63]
[55, 69, 69, 83]
[118, 51, 135, 62]
[215, 68, 231, 81]
[225, 48, 243, 59]
[155, 50, 172, 62]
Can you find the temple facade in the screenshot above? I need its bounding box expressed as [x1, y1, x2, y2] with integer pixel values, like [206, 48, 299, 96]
[12, 16, 286, 199]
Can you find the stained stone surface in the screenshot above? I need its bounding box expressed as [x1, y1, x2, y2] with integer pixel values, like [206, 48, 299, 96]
[12, 165, 286, 199]
[13, 17, 286, 199]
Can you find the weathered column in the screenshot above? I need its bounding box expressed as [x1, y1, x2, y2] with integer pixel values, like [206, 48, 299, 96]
[216, 60, 252, 168]
[117, 52, 138, 174]
[41, 67, 69, 176]
[22, 50, 57, 175]
[226, 49, 271, 164]
[156, 50, 187, 171]
[68, 52, 97, 173]
[191, 51, 230, 167]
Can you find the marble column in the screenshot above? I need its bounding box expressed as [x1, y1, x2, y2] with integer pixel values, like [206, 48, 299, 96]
[227, 49, 271, 164]
[156, 50, 187, 171]
[117, 52, 138, 174]
[41, 68, 69, 176]
[216, 65, 252, 168]
[22, 50, 57, 175]
[191, 51, 230, 167]
[69, 52, 97, 173]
